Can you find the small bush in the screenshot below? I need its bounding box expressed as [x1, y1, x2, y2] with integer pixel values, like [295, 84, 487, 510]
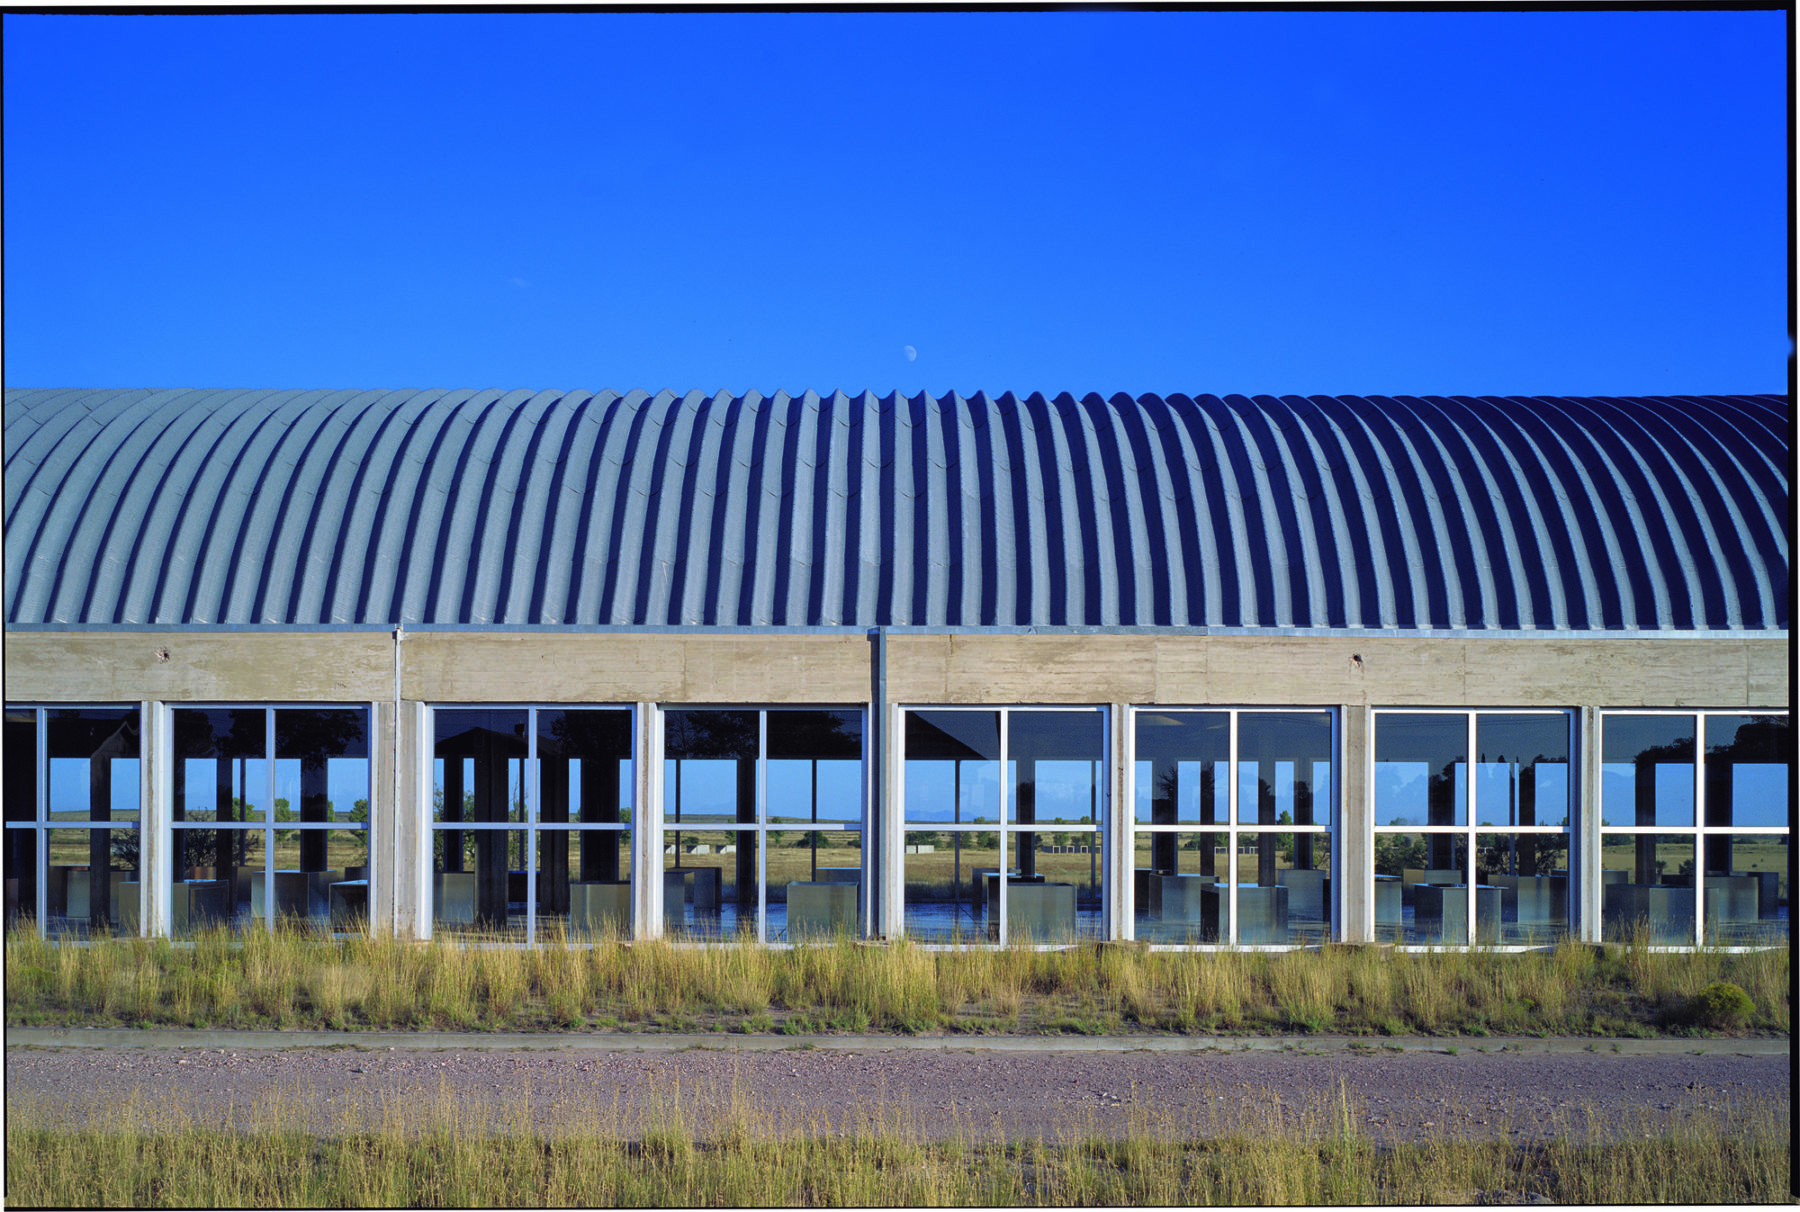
[1684, 981, 1755, 1029]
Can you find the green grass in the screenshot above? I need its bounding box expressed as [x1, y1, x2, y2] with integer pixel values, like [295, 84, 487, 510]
[4, 1077, 1788, 1207]
[3, 920, 1789, 1038]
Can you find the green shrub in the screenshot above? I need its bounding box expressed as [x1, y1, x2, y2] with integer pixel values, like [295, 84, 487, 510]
[1685, 981, 1755, 1028]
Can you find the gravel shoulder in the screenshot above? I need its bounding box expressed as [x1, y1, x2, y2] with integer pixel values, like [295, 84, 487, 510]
[6, 1035, 1787, 1147]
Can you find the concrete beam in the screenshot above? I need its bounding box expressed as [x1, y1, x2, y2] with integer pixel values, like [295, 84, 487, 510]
[4, 633, 392, 702]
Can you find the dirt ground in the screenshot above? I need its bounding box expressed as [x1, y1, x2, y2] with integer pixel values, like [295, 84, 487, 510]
[5, 1042, 1787, 1147]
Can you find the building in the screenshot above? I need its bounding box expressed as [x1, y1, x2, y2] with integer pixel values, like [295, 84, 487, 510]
[3, 388, 1789, 948]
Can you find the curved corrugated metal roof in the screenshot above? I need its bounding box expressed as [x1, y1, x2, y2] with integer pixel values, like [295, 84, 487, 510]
[3, 388, 1788, 630]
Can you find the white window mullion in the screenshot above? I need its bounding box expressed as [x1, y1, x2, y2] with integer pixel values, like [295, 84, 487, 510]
[1466, 712, 1478, 947]
[1692, 713, 1706, 947]
[998, 710, 1009, 948]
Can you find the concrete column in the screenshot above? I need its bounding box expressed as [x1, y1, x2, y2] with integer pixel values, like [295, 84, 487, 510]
[375, 699, 430, 940]
[1577, 706, 1602, 944]
[1109, 703, 1131, 941]
[1339, 704, 1373, 943]
[632, 702, 663, 940]
[142, 702, 172, 939]
[879, 702, 905, 938]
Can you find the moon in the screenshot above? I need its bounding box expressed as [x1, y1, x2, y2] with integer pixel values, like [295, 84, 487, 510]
[903, 345, 917, 362]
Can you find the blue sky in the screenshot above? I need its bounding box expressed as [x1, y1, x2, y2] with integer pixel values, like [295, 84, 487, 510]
[3, 9, 1788, 397]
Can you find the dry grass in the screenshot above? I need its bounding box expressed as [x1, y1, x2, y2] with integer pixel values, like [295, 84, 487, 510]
[4, 921, 1788, 1038]
[5, 1072, 1789, 1207]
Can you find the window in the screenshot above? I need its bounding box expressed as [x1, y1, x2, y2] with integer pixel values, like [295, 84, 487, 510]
[170, 706, 370, 937]
[1600, 712, 1788, 946]
[431, 707, 634, 942]
[3, 706, 143, 938]
[1133, 710, 1333, 945]
[901, 707, 1104, 945]
[662, 709, 864, 943]
[1373, 710, 1571, 946]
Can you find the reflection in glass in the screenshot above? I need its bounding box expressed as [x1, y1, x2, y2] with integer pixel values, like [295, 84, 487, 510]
[1134, 713, 1227, 829]
[665, 710, 759, 929]
[1375, 715, 1467, 833]
[1476, 832, 1569, 944]
[904, 711, 1001, 824]
[1600, 716, 1695, 828]
[773, 830, 864, 941]
[1703, 715, 1790, 829]
[903, 828, 1002, 942]
[434, 710, 528, 931]
[1600, 833, 1696, 943]
[40, 827, 134, 937]
[1373, 832, 1469, 944]
[663, 828, 754, 940]
[1135, 831, 1228, 943]
[536, 828, 632, 938]
[1702, 833, 1789, 945]
[1475, 715, 1570, 827]
[168, 826, 263, 938]
[536, 709, 633, 934]
[5, 709, 38, 929]
[433, 827, 528, 939]
[767, 709, 863, 826]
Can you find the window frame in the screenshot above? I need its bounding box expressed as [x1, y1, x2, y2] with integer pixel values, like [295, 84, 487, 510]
[1370, 707, 1576, 950]
[1597, 709, 1790, 949]
[1127, 706, 1338, 949]
[898, 704, 1109, 949]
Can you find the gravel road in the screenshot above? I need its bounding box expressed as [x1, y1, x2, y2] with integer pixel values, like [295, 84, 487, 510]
[6, 1042, 1787, 1146]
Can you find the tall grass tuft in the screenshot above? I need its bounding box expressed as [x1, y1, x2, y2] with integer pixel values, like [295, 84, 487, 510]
[6, 1075, 1789, 1207]
[4, 919, 1790, 1039]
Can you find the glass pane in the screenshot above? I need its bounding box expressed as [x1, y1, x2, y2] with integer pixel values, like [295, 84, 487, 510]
[1373, 832, 1469, 944]
[1375, 714, 1467, 827]
[1239, 712, 1334, 827]
[1008, 713, 1102, 827]
[1600, 716, 1695, 828]
[171, 826, 263, 938]
[4, 710, 37, 931]
[537, 708, 633, 829]
[768, 709, 863, 827]
[1229, 831, 1332, 942]
[47, 708, 140, 823]
[432, 826, 528, 940]
[1476, 832, 1569, 944]
[906, 709, 1000, 761]
[904, 711, 1001, 826]
[664, 710, 758, 761]
[1013, 827, 1102, 942]
[663, 828, 755, 940]
[903, 827, 1000, 942]
[1704, 715, 1789, 828]
[274, 708, 369, 839]
[537, 828, 632, 940]
[4, 826, 36, 930]
[1475, 714, 1571, 828]
[40, 827, 137, 938]
[1136, 831, 1228, 944]
[434, 711, 528, 829]
[1600, 833, 1696, 943]
[771, 830, 863, 941]
[175, 708, 267, 826]
[1702, 833, 1788, 945]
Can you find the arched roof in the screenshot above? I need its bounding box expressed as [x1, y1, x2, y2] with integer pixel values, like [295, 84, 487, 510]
[3, 388, 1788, 631]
